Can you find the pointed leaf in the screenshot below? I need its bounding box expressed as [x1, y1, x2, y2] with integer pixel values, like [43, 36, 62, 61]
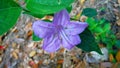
[115, 40, 120, 49]
[76, 28, 102, 54]
[93, 26, 103, 33]
[26, 0, 74, 15]
[0, 0, 22, 35]
[32, 32, 42, 41]
[103, 23, 111, 32]
[86, 18, 98, 30]
[82, 8, 97, 17]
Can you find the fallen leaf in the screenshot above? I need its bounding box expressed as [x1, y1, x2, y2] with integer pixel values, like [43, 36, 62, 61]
[57, 59, 64, 64]
[26, 30, 33, 39]
[116, 50, 120, 62]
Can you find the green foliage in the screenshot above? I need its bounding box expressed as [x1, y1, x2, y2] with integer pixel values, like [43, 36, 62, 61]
[115, 40, 120, 49]
[23, 11, 45, 18]
[26, 0, 74, 15]
[0, 0, 22, 35]
[82, 8, 97, 17]
[23, 6, 72, 18]
[86, 18, 111, 34]
[76, 28, 102, 54]
[85, 16, 118, 55]
[86, 17, 98, 30]
[32, 32, 42, 41]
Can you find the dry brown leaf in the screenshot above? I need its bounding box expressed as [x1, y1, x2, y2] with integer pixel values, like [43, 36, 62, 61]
[116, 50, 120, 62]
[32, 63, 38, 68]
[26, 30, 33, 39]
[57, 59, 64, 64]
[109, 54, 114, 62]
[38, 60, 43, 65]
[59, 48, 64, 53]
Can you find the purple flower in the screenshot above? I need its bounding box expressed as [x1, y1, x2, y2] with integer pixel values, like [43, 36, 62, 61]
[32, 9, 88, 53]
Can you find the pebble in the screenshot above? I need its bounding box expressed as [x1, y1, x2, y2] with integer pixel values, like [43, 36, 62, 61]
[12, 51, 18, 59]
[100, 62, 112, 68]
[43, 59, 49, 65]
[12, 43, 17, 48]
[34, 60, 39, 64]
[27, 42, 34, 48]
[29, 51, 36, 57]
[0, 57, 2, 62]
[37, 49, 43, 54]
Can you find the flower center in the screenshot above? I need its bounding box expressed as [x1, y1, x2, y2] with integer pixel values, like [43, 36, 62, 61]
[56, 25, 63, 31]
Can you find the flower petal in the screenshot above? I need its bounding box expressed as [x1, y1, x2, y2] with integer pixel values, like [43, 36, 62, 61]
[42, 34, 61, 53]
[64, 22, 88, 35]
[32, 20, 55, 38]
[60, 30, 81, 50]
[53, 9, 70, 26]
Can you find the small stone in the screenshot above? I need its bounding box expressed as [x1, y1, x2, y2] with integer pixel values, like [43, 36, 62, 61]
[26, 66, 31, 68]
[33, 55, 39, 61]
[29, 51, 36, 57]
[80, 15, 87, 22]
[100, 62, 112, 68]
[15, 38, 25, 44]
[12, 43, 17, 48]
[34, 60, 39, 64]
[43, 59, 49, 65]
[14, 49, 19, 53]
[12, 51, 18, 59]
[0, 57, 2, 62]
[37, 49, 43, 54]
[27, 42, 34, 48]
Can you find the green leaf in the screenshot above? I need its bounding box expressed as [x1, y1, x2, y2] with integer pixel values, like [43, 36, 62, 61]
[23, 6, 72, 18]
[99, 18, 106, 24]
[82, 8, 97, 17]
[115, 40, 120, 49]
[93, 26, 103, 33]
[66, 6, 72, 13]
[86, 18, 98, 30]
[76, 28, 102, 54]
[32, 32, 42, 41]
[26, 0, 74, 14]
[23, 11, 45, 18]
[102, 23, 111, 32]
[0, 0, 22, 35]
